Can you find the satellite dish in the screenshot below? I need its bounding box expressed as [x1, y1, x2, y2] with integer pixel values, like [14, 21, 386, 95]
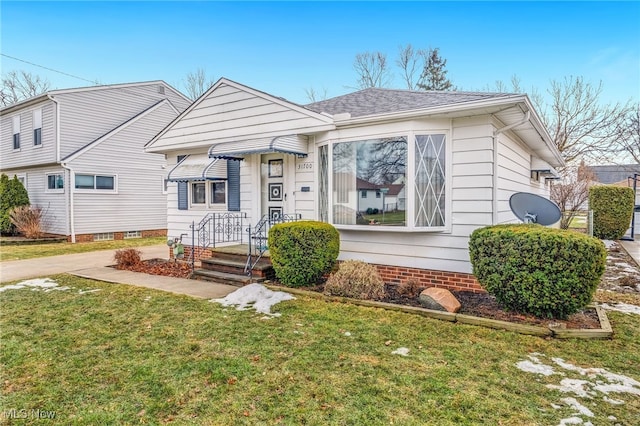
[509, 192, 561, 226]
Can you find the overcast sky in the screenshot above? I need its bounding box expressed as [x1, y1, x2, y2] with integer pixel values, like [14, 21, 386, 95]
[2, 1, 638, 106]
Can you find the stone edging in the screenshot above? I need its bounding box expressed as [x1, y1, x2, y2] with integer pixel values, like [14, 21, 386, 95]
[265, 285, 613, 340]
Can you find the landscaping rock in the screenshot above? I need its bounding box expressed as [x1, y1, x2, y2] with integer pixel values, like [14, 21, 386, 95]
[418, 287, 461, 313]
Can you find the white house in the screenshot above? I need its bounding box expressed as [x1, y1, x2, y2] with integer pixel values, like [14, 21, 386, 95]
[145, 78, 563, 291]
[0, 81, 191, 242]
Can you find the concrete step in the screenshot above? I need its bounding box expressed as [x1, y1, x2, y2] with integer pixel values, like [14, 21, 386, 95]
[200, 257, 273, 278]
[192, 269, 264, 286]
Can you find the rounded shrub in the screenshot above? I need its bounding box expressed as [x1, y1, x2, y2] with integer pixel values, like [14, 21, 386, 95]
[468, 224, 606, 319]
[268, 221, 339, 288]
[324, 260, 385, 300]
[589, 185, 635, 240]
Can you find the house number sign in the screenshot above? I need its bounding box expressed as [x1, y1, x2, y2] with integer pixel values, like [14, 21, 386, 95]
[297, 162, 313, 171]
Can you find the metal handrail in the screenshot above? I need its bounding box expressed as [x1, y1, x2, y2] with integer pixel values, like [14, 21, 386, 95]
[245, 213, 301, 279]
[189, 212, 247, 271]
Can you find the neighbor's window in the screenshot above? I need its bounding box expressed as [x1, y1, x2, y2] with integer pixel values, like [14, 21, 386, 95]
[47, 174, 64, 190]
[191, 182, 206, 204]
[124, 231, 141, 239]
[33, 108, 42, 146]
[12, 116, 20, 150]
[332, 137, 407, 226]
[323, 133, 447, 229]
[75, 174, 115, 190]
[211, 181, 226, 204]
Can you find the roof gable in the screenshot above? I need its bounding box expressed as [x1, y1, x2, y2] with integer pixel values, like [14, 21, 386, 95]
[146, 78, 334, 152]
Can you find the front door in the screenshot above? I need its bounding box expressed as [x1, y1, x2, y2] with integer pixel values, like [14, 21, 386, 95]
[261, 154, 286, 220]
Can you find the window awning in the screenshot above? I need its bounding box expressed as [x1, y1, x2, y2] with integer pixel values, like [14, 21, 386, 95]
[208, 135, 309, 160]
[531, 157, 559, 178]
[167, 154, 227, 182]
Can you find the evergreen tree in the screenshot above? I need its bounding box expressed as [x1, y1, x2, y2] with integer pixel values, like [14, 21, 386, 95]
[416, 48, 454, 91]
[0, 174, 30, 234]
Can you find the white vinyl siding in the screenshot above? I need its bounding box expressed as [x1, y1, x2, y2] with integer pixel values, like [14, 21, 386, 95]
[68, 101, 178, 235]
[1, 102, 56, 169]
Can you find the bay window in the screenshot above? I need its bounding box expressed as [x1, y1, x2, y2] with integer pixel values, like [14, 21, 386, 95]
[320, 133, 447, 230]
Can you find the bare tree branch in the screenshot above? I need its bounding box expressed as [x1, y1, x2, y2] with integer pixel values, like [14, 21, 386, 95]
[0, 70, 50, 106]
[304, 86, 328, 103]
[615, 104, 640, 163]
[183, 68, 216, 100]
[551, 162, 597, 229]
[353, 51, 392, 89]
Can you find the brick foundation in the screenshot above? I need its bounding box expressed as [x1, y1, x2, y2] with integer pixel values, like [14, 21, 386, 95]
[69, 229, 167, 243]
[375, 264, 485, 293]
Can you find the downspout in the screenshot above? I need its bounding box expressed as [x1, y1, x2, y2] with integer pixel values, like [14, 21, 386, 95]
[48, 94, 76, 243]
[492, 110, 530, 225]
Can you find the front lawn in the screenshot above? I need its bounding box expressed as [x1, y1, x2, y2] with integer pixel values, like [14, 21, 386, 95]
[0, 237, 166, 262]
[1, 275, 638, 424]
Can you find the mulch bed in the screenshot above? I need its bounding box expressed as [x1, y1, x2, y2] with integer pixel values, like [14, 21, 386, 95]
[115, 259, 192, 278]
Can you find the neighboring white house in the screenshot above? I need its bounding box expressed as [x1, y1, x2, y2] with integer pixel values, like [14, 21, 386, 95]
[145, 78, 563, 291]
[0, 81, 191, 242]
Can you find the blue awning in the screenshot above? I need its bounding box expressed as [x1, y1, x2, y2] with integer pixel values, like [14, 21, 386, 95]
[208, 135, 308, 160]
[167, 154, 227, 182]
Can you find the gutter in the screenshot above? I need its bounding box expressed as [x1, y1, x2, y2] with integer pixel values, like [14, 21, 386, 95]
[48, 94, 75, 243]
[492, 110, 531, 224]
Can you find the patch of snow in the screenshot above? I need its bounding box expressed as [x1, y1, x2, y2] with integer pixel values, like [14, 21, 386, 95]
[547, 379, 593, 398]
[600, 302, 640, 315]
[561, 397, 594, 417]
[607, 415, 617, 421]
[558, 417, 584, 425]
[212, 283, 295, 316]
[603, 396, 624, 405]
[344, 331, 351, 337]
[78, 289, 102, 295]
[602, 240, 616, 249]
[391, 347, 410, 356]
[516, 360, 556, 376]
[0, 278, 62, 293]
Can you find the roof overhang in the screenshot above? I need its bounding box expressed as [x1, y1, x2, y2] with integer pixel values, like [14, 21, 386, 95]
[167, 154, 226, 182]
[208, 135, 309, 160]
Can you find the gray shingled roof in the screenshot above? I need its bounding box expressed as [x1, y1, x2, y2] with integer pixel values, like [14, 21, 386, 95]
[304, 88, 516, 118]
[589, 165, 640, 184]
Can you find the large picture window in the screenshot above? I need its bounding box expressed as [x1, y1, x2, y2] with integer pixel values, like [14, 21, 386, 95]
[332, 137, 407, 226]
[324, 133, 446, 230]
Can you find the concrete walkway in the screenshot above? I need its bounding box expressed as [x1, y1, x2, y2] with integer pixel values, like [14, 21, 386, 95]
[0, 244, 238, 299]
[619, 239, 640, 268]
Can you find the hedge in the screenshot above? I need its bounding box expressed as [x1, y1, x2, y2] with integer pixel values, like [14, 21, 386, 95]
[589, 185, 635, 240]
[0, 174, 30, 235]
[268, 221, 340, 288]
[469, 224, 606, 319]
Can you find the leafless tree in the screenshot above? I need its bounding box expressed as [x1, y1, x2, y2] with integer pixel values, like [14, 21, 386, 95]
[536, 76, 632, 164]
[551, 162, 597, 229]
[396, 44, 426, 90]
[183, 68, 216, 100]
[353, 51, 392, 89]
[304, 86, 329, 103]
[615, 104, 640, 163]
[0, 70, 51, 106]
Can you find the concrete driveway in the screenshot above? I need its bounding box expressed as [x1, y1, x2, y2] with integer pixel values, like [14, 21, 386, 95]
[0, 245, 169, 283]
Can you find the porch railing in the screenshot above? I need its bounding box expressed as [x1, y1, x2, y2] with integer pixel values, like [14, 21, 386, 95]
[189, 212, 247, 269]
[245, 213, 301, 279]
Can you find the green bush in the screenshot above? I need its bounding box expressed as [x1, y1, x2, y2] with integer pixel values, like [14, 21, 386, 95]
[268, 221, 340, 288]
[469, 224, 606, 319]
[590, 185, 635, 240]
[324, 260, 385, 300]
[0, 174, 30, 235]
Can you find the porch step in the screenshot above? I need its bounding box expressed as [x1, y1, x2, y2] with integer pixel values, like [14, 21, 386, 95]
[200, 257, 273, 278]
[192, 269, 263, 286]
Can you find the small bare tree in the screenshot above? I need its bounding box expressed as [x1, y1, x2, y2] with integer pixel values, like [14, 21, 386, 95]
[396, 44, 424, 90]
[183, 68, 216, 100]
[551, 162, 597, 229]
[304, 86, 329, 103]
[353, 51, 392, 89]
[1, 70, 51, 106]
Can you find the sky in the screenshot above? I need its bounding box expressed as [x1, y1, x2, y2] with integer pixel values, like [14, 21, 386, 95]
[1, 1, 639, 106]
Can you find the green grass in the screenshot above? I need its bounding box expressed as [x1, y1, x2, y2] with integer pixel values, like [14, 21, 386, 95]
[1, 274, 639, 425]
[362, 210, 406, 225]
[0, 237, 166, 262]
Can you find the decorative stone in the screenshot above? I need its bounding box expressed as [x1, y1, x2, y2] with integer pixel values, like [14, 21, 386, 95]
[418, 287, 461, 313]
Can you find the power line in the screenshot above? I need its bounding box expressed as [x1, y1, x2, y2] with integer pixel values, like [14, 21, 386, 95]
[1, 53, 100, 85]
